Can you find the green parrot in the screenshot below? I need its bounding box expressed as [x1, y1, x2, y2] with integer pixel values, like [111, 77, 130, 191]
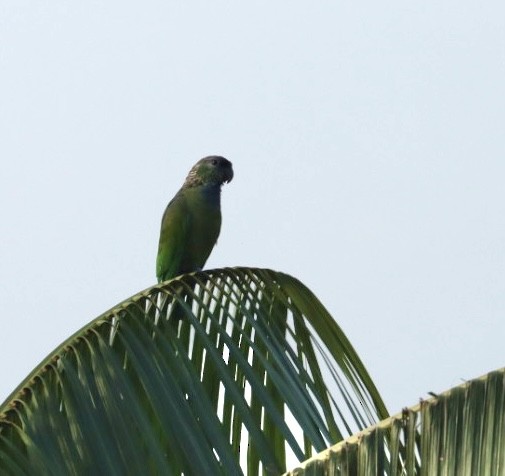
[156, 156, 234, 283]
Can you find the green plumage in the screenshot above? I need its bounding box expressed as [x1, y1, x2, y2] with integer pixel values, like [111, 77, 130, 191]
[156, 156, 233, 283]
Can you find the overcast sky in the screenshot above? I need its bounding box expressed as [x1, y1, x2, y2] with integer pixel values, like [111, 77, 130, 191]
[1, 1, 504, 422]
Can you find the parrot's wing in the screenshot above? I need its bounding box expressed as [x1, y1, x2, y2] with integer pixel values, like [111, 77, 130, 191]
[156, 193, 190, 282]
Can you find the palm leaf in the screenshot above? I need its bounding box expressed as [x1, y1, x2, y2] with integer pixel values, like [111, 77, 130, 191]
[285, 368, 505, 475]
[0, 267, 388, 475]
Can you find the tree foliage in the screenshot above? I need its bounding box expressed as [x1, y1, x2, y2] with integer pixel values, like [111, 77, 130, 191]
[285, 368, 505, 476]
[0, 268, 388, 475]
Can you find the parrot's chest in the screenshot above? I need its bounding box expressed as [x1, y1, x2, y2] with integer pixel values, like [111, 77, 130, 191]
[190, 202, 221, 241]
[186, 187, 222, 263]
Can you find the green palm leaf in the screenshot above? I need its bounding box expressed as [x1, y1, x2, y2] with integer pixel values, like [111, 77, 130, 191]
[0, 267, 388, 475]
[286, 368, 505, 476]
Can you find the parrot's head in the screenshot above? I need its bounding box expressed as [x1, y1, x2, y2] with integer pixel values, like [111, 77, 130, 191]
[184, 156, 234, 188]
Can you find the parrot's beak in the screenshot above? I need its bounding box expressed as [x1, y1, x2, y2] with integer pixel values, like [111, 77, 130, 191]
[223, 161, 234, 183]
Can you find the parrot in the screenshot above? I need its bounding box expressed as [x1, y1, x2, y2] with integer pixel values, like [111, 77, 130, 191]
[156, 156, 234, 283]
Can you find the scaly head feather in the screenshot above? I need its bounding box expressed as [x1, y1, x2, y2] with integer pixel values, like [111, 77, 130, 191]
[183, 156, 234, 188]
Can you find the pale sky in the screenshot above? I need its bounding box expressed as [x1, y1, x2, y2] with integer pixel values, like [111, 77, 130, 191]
[1, 1, 504, 421]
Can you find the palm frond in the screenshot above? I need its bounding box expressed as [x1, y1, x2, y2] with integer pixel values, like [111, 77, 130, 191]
[285, 368, 505, 475]
[0, 267, 388, 475]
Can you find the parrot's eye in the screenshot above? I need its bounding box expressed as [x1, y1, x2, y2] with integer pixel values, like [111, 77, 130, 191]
[211, 159, 218, 166]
